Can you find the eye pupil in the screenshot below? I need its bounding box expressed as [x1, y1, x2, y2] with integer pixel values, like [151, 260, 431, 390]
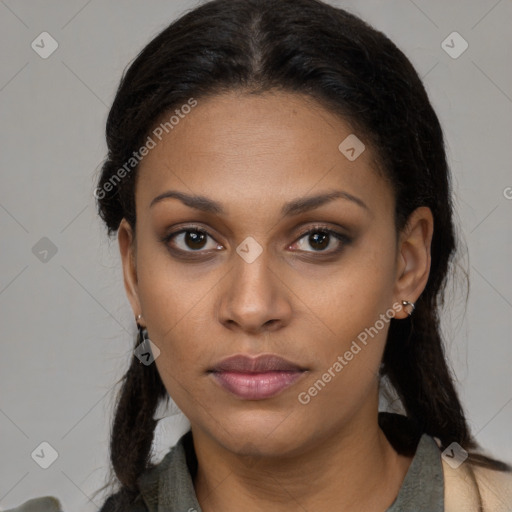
[186, 230, 207, 250]
[309, 232, 329, 251]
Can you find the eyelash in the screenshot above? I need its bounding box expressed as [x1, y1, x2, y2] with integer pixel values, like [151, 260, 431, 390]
[161, 224, 351, 257]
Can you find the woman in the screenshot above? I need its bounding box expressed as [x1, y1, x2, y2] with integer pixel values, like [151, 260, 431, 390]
[9, 0, 511, 511]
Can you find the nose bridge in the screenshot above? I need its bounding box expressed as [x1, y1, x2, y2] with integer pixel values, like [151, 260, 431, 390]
[219, 238, 290, 331]
[232, 240, 274, 306]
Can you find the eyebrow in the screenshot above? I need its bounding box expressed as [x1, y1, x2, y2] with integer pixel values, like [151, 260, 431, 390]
[149, 189, 369, 216]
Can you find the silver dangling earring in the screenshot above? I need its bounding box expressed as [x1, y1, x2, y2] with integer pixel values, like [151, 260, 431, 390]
[136, 315, 146, 336]
[137, 323, 149, 342]
[135, 314, 150, 364]
[401, 300, 415, 316]
[136, 315, 146, 342]
[134, 314, 160, 365]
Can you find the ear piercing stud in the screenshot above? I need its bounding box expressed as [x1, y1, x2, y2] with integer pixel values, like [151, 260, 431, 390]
[401, 300, 415, 316]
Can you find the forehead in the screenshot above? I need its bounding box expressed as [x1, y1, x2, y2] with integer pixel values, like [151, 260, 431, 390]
[136, 90, 392, 218]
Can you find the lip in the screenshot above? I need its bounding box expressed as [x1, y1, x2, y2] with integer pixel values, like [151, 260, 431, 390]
[208, 354, 308, 400]
[210, 354, 306, 373]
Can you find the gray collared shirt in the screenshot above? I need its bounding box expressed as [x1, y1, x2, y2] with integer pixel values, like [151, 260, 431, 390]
[134, 430, 444, 512]
[5, 428, 444, 512]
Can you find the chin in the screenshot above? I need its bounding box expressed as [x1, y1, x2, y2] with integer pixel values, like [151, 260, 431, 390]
[208, 411, 314, 456]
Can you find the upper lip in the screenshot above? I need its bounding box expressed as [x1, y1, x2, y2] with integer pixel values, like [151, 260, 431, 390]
[210, 354, 306, 373]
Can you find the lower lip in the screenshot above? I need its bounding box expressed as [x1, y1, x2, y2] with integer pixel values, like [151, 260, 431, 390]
[211, 371, 305, 400]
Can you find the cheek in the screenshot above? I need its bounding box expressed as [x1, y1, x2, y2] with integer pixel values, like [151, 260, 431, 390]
[305, 232, 396, 338]
[134, 246, 215, 377]
[296, 288, 393, 419]
[296, 230, 396, 391]
[148, 311, 208, 414]
[136, 235, 212, 323]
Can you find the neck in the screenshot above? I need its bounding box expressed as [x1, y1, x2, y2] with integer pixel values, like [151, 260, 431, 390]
[192, 405, 413, 512]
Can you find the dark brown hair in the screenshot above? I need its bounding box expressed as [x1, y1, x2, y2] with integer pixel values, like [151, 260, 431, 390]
[93, 0, 511, 509]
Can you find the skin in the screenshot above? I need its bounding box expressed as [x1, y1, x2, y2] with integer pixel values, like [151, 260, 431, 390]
[118, 89, 434, 511]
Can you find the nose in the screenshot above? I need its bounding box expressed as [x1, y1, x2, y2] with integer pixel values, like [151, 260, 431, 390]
[217, 248, 292, 334]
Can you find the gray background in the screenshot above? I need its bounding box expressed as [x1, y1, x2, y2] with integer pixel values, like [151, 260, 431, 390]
[1, 0, 511, 510]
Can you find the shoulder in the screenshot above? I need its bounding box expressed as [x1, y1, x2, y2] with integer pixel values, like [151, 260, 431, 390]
[442, 457, 512, 511]
[2, 496, 63, 512]
[473, 464, 512, 511]
[99, 491, 149, 512]
[98, 436, 190, 512]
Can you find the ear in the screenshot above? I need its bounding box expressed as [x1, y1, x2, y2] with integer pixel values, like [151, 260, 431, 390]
[393, 206, 434, 319]
[118, 218, 142, 320]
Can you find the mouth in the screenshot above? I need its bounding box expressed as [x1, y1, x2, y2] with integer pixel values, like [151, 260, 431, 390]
[208, 354, 308, 400]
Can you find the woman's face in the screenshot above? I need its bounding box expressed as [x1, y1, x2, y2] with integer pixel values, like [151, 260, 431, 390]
[119, 90, 432, 456]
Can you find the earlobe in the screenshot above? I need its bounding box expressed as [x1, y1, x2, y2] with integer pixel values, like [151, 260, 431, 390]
[393, 206, 433, 318]
[118, 218, 142, 318]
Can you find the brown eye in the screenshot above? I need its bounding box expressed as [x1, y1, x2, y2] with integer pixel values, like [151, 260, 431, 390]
[183, 230, 208, 250]
[307, 231, 329, 251]
[163, 228, 221, 253]
[292, 227, 350, 254]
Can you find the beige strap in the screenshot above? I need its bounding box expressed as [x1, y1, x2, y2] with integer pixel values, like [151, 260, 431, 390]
[443, 457, 481, 511]
[472, 464, 512, 511]
[443, 457, 512, 511]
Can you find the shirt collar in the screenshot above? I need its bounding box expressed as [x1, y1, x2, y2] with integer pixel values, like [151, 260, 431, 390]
[137, 424, 444, 511]
[386, 433, 444, 511]
[137, 430, 202, 512]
